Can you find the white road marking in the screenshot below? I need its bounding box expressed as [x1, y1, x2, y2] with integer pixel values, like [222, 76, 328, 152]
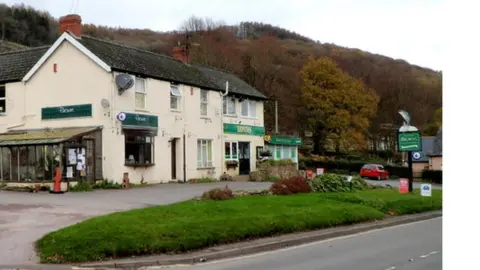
[182, 217, 442, 267]
[384, 267, 396, 270]
[420, 251, 440, 258]
[141, 264, 192, 269]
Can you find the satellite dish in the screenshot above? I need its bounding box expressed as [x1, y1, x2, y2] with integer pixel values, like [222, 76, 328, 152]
[100, 99, 110, 108]
[115, 74, 134, 95]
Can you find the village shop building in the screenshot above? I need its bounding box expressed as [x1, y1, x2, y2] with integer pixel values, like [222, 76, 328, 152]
[0, 14, 266, 186]
[264, 135, 302, 166]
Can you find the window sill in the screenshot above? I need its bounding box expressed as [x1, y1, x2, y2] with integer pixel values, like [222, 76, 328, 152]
[124, 163, 155, 168]
[200, 116, 211, 120]
[197, 167, 215, 170]
[240, 116, 257, 120]
[0, 113, 6, 117]
[135, 108, 149, 113]
[223, 114, 238, 118]
[170, 109, 182, 113]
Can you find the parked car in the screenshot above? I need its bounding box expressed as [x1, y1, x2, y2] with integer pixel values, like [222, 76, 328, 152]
[360, 164, 389, 180]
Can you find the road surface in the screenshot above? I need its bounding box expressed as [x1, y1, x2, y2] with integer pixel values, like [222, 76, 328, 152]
[170, 217, 442, 270]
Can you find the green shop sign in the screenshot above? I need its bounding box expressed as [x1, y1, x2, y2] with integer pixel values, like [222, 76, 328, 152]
[397, 131, 422, 152]
[223, 123, 265, 136]
[117, 112, 158, 128]
[265, 135, 302, 146]
[41, 104, 92, 120]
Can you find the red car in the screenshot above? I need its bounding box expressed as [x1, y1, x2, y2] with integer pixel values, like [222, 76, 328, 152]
[360, 164, 389, 180]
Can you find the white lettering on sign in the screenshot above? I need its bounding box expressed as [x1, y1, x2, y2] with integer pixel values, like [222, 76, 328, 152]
[237, 126, 252, 134]
[58, 107, 74, 113]
[135, 115, 147, 122]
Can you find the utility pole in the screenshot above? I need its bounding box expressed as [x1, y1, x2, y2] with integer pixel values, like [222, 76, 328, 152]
[274, 100, 278, 134]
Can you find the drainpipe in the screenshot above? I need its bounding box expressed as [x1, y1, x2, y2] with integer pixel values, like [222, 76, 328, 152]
[220, 82, 229, 176]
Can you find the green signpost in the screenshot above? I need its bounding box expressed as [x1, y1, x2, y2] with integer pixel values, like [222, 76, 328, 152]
[397, 131, 422, 152]
[397, 110, 422, 193]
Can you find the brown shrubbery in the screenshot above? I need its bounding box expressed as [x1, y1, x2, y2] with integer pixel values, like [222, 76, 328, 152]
[269, 176, 311, 195]
[202, 186, 234, 200]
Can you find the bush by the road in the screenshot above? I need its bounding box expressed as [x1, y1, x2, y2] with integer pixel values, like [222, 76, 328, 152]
[270, 176, 311, 195]
[36, 192, 385, 263]
[201, 186, 234, 200]
[421, 170, 442, 184]
[308, 174, 369, 193]
[319, 189, 443, 215]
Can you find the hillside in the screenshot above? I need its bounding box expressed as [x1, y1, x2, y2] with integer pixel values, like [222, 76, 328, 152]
[0, 4, 442, 152]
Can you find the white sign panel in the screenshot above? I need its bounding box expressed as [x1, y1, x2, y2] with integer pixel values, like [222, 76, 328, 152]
[316, 168, 324, 175]
[346, 176, 353, 182]
[421, 184, 432, 197]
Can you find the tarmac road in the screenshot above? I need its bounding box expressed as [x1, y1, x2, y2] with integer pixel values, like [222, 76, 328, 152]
[174, 217, 442, 270]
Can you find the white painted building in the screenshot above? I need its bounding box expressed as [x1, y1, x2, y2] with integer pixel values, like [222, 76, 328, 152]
[0, 14, 266, 185]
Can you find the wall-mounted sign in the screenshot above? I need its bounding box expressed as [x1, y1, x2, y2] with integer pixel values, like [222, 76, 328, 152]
[118, 112, 158, 128]
[265, 135, 302, 146]
[41, 104, 92, 120]
[223, 123, 265, 136]
[397, 131, 422, 152]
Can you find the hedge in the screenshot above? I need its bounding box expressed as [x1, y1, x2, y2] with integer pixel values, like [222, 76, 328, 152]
[299, 158, 410, 178]
[421, 170, 442, 184]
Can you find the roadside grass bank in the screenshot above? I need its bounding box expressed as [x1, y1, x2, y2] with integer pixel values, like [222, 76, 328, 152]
[36, 189, 442, 264]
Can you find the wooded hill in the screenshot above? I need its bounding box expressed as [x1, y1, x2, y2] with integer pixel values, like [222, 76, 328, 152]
[0, 4, 442, 153]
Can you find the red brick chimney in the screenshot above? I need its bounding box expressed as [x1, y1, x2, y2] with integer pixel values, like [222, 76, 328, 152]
[172, 46, 189, 63]
[59, 14, 82, 37]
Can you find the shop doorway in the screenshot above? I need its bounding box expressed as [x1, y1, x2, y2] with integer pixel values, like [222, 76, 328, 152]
[238, 141, 251, 175]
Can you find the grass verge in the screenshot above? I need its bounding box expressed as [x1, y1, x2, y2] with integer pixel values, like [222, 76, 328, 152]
[319, 188, 442, 215]
[36, 194, 384, 263]
[36, 189, 442, 264]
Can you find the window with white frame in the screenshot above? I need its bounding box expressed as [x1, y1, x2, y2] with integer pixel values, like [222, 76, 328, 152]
[200, 90, 208, 116]
[197, 139, 213, 168]
[222, 96, 236, 115]
[241, 100, 256, 118]
[170, 84, 182, 110]
[225, 141, 238, 160]
[135, 77, 146, 109]
[0, 85, 6, 113]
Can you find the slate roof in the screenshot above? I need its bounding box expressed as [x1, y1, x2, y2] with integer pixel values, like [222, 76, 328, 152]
[0, 46, 50, 84]
[77, 36, 266, 99]
[0, 34, 266, 100]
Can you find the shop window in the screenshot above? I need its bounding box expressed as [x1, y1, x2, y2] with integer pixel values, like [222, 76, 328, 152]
[225, 141, 238, 160]
[124, 131, 154, 165]
[197, 139, 213, 168]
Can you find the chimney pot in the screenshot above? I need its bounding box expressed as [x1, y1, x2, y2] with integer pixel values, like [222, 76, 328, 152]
[59, 14, 82, 37]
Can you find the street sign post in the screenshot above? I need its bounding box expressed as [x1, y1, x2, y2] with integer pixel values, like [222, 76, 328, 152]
[397, 110, 422, 193]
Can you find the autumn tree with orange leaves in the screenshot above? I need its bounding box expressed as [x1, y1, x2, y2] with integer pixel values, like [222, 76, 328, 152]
[301, 57, 379, 153]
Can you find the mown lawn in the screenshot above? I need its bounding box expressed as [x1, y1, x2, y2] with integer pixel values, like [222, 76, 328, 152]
[36, 189, 442, 263]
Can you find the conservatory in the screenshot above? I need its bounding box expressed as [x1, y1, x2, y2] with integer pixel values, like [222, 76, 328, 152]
[0, 126, 102, 183]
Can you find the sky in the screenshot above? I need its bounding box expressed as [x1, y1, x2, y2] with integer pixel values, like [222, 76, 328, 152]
[4, 0, 441, 70]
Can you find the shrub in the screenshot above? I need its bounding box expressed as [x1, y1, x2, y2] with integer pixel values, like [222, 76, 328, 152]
[201, 186, 233, 200]
[69, 181, 93, 192]
[92, 179, 123, 189]
[309, 174, 369, 193]
[270, 176, 311, 195]
[421, 170, 442, 184]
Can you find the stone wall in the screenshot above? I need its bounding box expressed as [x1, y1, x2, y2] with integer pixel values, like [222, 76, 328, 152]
[250, 160, 300, 181]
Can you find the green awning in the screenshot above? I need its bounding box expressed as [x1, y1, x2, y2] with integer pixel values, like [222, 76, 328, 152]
[0, 126, 101, 146]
